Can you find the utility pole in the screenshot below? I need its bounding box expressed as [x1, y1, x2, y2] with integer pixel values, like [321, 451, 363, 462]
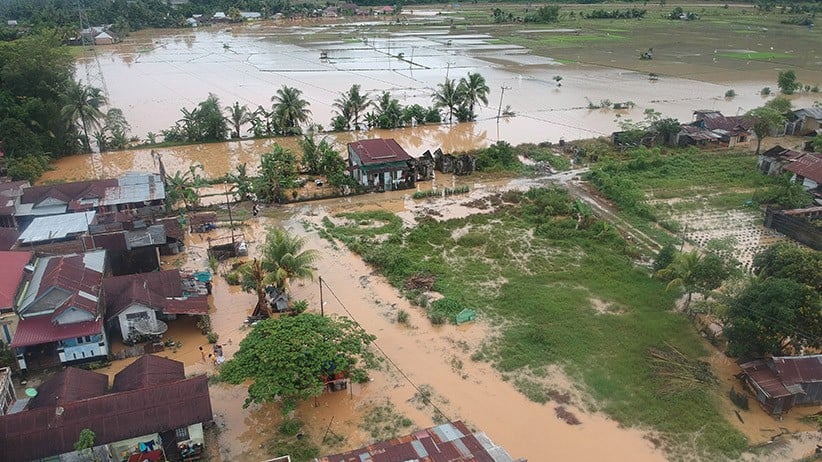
[497, 86, 512, 121]
[319, 275, 324, 317]
[224, 182, 235, 249]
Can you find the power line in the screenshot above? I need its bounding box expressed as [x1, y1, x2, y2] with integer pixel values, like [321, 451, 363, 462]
[319, 277, 453, 423]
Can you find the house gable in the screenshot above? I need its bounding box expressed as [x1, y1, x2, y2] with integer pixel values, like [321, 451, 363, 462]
[53, 306, 96, 325]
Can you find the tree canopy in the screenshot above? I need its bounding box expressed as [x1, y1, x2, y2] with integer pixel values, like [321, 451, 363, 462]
[745, 106, 785, 155]
[752, 243, 822, 291]
[724, 277, 821, 358]
[220, 313, 376, 414]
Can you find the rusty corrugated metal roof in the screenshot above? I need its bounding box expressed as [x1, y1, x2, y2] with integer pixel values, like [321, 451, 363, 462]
[317, 421, 513, 462]
[741, 355, 822, 400]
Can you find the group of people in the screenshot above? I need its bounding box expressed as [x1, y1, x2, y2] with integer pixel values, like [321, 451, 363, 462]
[200, 343, 226, 366]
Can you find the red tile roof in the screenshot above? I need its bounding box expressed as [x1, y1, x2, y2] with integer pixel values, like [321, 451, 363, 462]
[10, 316, 102, 348]
[113, 354, 186, 392]
[0, 362, 212, 462]
[0, 251, 31, 310]
[21, 179, 117, 209]
[784, 153, 822, 184]
[348, 139, 413, 166]
[32, 254, 103, 317]
[26, 367, 108, 409]
[103, 271, 208, 318]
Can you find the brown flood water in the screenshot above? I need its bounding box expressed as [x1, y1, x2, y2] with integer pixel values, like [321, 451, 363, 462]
[51, 18, 822, 182]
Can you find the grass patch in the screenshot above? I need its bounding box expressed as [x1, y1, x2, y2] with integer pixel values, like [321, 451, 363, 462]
[324, 187, 747, 458]
[360, 400, 413, 441]
[265, 418, 320, 462]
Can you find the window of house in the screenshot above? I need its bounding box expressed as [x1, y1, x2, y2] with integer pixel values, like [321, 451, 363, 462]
[175, 426, 190, 441]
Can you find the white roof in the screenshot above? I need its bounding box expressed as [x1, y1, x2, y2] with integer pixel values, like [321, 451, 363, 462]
[18, 211, 95, 244]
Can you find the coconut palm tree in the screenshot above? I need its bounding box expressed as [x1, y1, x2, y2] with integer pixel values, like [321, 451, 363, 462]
[260, 227, 318, 292]
[225, 101, 252, 139]
[164, 164, 204, 210]
[61, 81, 107, 152]
[432, 78, 463, 124]
[333, 84, 370, 130]
[271, 85, 311, 135]
[458, 72, 490, 116]
[655, 250, 703, 308]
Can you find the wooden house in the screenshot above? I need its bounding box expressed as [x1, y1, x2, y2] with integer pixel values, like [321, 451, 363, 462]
[347, 139, 415, 191]
[740, 355, 822, 415]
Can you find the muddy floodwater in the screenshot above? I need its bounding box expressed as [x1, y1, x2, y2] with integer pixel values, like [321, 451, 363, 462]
[49, 11, 822, 181]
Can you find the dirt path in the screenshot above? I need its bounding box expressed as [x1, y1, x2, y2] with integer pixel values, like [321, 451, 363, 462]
[284, 211, 667, 461]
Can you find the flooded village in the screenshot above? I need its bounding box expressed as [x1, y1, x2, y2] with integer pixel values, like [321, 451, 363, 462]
[0, 2, 822, 462]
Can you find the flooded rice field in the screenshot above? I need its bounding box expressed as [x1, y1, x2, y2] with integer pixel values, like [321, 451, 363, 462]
[50, 10, 822, 181]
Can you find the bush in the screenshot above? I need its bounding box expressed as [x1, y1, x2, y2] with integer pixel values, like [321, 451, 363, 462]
[206, 331, 219, 344]
[396, 309, 410, 324]
[724, 89, 736, 98]
[728, 388, 749, 410]
[428, 297, 467, 324]
[760, 87, 771, 95]
[224, 271, 241, 285]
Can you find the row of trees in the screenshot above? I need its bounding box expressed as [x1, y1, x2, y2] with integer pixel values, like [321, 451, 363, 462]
[155, 72, 491, 145]
[164, 133, 356, 211]
[654, 243, 821, 360]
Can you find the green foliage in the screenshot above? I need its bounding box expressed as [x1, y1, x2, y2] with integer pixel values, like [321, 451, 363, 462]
[429, 297, 467, 325]
[324, 191, 747, 457]
[396, 309, 410, 324]
[266, 418, 320, 462]
[745, 106, 785, 155]
[728, 388, 749, 410]
[474, 141, 521, 171]
[724, 278, 821, 358]
[169, 94, 228, 143]
[224, 271, 241, 285]
[656, 251, 730, 303]
[586, 8, 647, 19]
[74, 428, 95, 454]
[525, 5, 561, 23]
[724, 89, 736, 98]
[220, 314, 376, 414]
[271, 85, 311, 136]
[752, 243, 822, 291]
[777, 69, 799, 94]
[653, 243, 677, 273]
[0, 343, 14, 369]
[412, 186, 469, 199]
[6, 154, 50, 182]
[256, 144, 298, 203]
[764, 96, 792, 113]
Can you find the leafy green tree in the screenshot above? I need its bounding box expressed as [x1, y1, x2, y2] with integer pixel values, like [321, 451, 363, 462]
[653, 243, 677, 273]
[195, 93, 228, 141]
[655, 250, 729, 307]
[753, 243, 822, 291]
[724, 278, 821, 358]
[299, 134, 322, 174]
[74, 428, 97, 461]
[458, 72, 490, 117]
[61, 81, 107, 152]
[220, 313, 376, 414]
[432, 78, 463, 124]
[227, 163, 253, 201]
[745, 106, 785, 155]
[104, 108, 131, 150]
[777, 70, 799, 94]
[256, 144, 298, 203]
[271, 85, 311, 135]
[333, 84, 370, 130]
[764, 96, 792, 113]
[651, 118, 681, 145]
[225, 102, 252, 139]
[475, 141, 520, 171]
[6, 154, 49, 182]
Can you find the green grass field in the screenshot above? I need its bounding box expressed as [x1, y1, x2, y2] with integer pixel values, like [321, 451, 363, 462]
[323, 188, 748, 458]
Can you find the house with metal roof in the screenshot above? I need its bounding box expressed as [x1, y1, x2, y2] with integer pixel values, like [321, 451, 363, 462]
[0, 251, 33, 355]
[783, 151, 822, 191]
[739, 355, 822, 415]
[691, 110, 752, 147]
[347, 138, 415, 191]
[10, 250, 108, 371]
[15, 173, 165, 228]
[0, 180, 29, 229]
[792, 107, 822, 135]
[0, 355, 212, 462]
[316, 421, 521, 462]
[103, 270, 209, 342]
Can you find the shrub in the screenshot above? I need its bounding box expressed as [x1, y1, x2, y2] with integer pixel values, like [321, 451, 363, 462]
[224, 271, 241, 285]
[206, 331, 219, 344]
[429, 297, 467, 324]
[396, 309, 410, 324]
[724, 89, 736, 98]
[728, 388, 749, 410]
[760, 87, 771, 95]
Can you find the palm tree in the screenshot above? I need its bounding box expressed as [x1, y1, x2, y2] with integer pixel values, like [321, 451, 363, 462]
[271, 85, 311, 135]
[61, 81, 107, 152]
[260, 227, 318, 292]
[458, 72, 490, 116]
[164, 164, 204, 210]
[225, 101, 252, 139]
[178, 107, 201, 141]
[333, 84, 370, 130]
[432, 78, 463, 124]
[373, 91, 404, 129]
[655, 250, 702, 308]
